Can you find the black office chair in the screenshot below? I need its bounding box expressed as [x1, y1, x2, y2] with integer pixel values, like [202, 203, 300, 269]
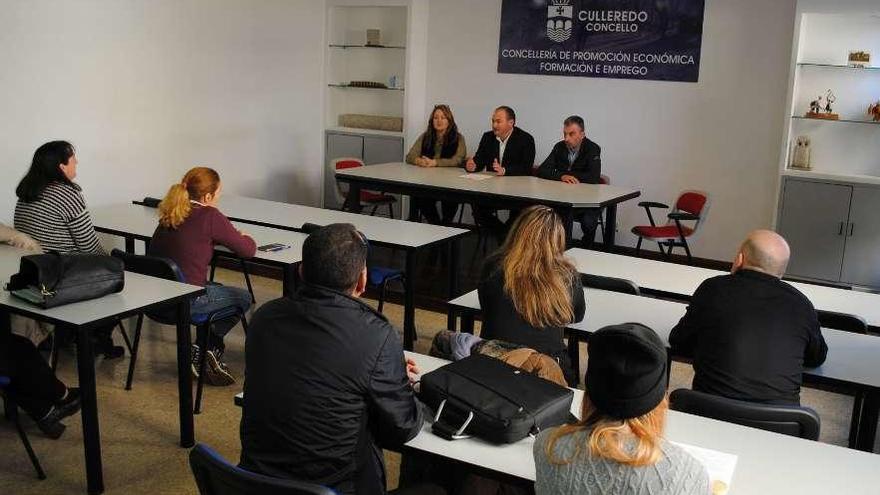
[669, 388, 821, 440]
[110, 249, 248, 414]
[300, 223, 404, 314]
[189, 444, 337, 495]
[580, 274, 640, 296]
[817, 310, 867, 334]
[0, 376, 46, 480]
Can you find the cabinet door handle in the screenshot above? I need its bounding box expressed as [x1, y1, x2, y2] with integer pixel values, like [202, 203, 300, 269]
[849, 223, 855, 237]
[838, 222, 844, 236]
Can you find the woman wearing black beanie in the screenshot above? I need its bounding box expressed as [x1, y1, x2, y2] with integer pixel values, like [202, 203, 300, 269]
[533, 323, 711, 494]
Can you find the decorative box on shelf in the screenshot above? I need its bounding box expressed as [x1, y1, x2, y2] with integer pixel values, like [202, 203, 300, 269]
[804, 112, 839, 120]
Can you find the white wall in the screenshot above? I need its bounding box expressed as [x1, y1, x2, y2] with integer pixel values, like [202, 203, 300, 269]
[0, 0, 325, 223]
[424, 0, 799, 261]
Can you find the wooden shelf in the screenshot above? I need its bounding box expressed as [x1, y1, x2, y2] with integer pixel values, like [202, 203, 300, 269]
[329, 44, 405, 50]
[328, 83, 404, 92]
[791, 116, 880, 126]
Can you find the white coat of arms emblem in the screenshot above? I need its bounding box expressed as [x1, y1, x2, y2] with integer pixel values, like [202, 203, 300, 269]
[547, 0, 574, 43]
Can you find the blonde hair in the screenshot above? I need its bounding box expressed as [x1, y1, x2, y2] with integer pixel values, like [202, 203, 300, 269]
[496, 205, 577, 328]
[545, 395, 668, 467]
[158, 167, 221, 229]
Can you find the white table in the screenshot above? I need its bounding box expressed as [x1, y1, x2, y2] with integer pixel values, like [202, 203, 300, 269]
[335, 162, 641, 245]
[402, 352, 880, 494]
[135, 194, 470, 349]
[565, 248, 880, 328]
[91, 204, 307, 295]
[0, 245, 204, 494]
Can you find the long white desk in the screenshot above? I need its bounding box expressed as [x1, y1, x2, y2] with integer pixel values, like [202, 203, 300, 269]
[335, 162, 641, 245]
[448, 288, 880, 453]
[566, 248, 880, 328]
[402, 352, 880, 494]
[135, 194, 471, 350]
[0, 245, 204, 494]
[91, 204, 306, 295]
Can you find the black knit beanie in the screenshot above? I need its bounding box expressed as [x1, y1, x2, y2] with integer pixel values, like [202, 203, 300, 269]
[585, 323, 668, 419]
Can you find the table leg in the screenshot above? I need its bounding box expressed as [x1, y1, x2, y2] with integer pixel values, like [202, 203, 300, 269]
[344, 183, 364, 213]
[282, 262, 299, 297]
[403, 251, 416, 351]
[855, 390, 879, 452]
[566, 332, 580, 379]
[75, 324, 104, 495]
[407, 196, 419, 222]
[446, 240, 459, 331]
[848, 391, 865, 449]
[461, 313, 475, 334]
[560, 207, 574, 247]
[604, 204, 618, 248]
[124, 236, 135, 254]
[176, 301, 195, 448]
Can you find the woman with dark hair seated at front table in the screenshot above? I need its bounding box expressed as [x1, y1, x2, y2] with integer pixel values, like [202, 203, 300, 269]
[1, 321, 82, 439]
[13, 140, 123, 358]
[405, 104, 466, 225]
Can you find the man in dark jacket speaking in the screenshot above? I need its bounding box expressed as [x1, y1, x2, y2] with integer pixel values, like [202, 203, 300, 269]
[537, 115, 603, 248]
[240, 223, 423, 494]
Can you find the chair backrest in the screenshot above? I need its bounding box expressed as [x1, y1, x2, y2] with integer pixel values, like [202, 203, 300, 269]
[110, 249, 184, 283]
[333, 158, 364, 205]
[189, 444, 337, 495]
[110, 249, 185, 324]
[669, 388, 820, 440]
[671, 190, 710, 235]
[598, 174, 610, 185]
[580, 273, 640, 296]
[817, 310, 868, 334]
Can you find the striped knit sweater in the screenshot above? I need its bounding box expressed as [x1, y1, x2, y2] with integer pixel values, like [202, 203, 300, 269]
[534, 428, 710, 495]
[14, 182, 105, 255]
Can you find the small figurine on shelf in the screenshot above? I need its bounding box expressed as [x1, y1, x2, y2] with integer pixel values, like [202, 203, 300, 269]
[805, 90, 839, 120]
[790, 136, 812, 170]
[868, 101, 880, 122]
[809, 95, 823, 115]
[824, 89, 837, 114]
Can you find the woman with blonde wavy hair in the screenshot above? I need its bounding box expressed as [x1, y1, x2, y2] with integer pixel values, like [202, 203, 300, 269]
[149, 167, 256, 386]
[477, 205, 585, 386]
[534, 323, 710, 494]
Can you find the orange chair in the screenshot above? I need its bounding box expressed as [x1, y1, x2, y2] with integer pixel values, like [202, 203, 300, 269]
[631, 190, 709, 264]
[334, 158, 397, 218]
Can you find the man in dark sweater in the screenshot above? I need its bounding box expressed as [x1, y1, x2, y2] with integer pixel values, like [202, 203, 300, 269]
[240, 224, 423, 494]
[669, 230, 828, 405]
[465, 106, 535, 235]
[537, 115, 603, 248]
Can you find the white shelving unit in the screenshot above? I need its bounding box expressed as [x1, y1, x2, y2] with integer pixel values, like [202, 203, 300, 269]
[774, 13, 880, 288]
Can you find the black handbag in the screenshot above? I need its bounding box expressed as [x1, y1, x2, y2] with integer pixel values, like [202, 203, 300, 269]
[419, 354, 574, 444]
[5, 252, 125, 309]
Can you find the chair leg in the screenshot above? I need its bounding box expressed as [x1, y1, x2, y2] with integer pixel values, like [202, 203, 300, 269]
[635, 237, 642, 256]
[209, 255, 217, 282]
[117, 321, 133, 354]
[125, 314, 144, 391]
[239, 312, 249, 336]
[239, 259, 256, 303]
[378, 279, 390, 314]
[4, 397, 46, 480]
[682, 238, 693, 264]
[387, 202, 395, 219]
[50, 332, 59, 372]
[369, 204, 379, 216]
[194, 324, 209, 415]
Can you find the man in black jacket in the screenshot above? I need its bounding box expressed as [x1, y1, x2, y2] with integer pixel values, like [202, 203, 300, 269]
[669, 230, 828, 405]
[537, 115, 603, 248]
[240, 224, 423, 494]
[465, 106, 536, 235]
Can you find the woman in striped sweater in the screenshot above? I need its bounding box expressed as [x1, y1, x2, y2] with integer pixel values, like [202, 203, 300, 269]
[14, 141, 122, 358]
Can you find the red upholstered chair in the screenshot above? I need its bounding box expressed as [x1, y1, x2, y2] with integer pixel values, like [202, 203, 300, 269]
[334, 158, 396, 218]
[631, 190, 709, 264]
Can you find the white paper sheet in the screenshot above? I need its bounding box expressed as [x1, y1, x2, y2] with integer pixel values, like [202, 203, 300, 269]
[459, 173, 493, 181]
[673, 442, 738, 494]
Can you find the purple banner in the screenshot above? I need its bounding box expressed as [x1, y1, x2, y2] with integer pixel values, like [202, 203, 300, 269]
[498, 0, 706, 83]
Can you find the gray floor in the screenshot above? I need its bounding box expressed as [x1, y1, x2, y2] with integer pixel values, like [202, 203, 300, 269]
[0, 268, 867, 494]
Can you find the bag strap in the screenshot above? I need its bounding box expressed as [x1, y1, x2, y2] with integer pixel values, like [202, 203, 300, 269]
[432, 399, 475, 440]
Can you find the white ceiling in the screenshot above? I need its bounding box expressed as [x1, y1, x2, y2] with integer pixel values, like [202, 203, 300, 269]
[798, 0, 880, 15]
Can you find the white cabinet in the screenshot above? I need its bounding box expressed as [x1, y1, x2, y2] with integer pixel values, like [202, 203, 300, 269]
[778, 177, 880, 288]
